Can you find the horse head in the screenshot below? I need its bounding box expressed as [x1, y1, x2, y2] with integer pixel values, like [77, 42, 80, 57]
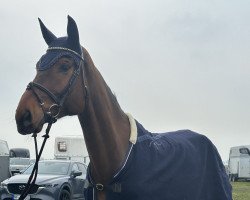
[15, 16, 87, 135]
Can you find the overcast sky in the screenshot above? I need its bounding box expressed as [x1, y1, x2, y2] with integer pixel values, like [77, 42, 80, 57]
[0, 0, 250, 161]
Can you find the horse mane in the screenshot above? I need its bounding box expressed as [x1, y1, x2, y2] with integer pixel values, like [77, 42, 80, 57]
[82, 46, 123, 113]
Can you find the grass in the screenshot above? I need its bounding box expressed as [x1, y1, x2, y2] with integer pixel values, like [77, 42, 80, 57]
[232, 181, 250, 200]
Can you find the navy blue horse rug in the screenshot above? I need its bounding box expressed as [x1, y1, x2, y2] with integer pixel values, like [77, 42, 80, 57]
[84, 115, 232, 200]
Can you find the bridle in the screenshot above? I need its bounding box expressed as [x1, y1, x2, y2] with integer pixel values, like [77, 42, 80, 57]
[19, 47, 88, 200]
[28, 47, 87, 121]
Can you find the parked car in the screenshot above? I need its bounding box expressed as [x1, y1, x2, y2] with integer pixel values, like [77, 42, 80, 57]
[9, 148, 30, 175]
[0, 160, 87, 200]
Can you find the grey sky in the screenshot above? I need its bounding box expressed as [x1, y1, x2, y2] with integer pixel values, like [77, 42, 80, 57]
[0, 0, 250, 161]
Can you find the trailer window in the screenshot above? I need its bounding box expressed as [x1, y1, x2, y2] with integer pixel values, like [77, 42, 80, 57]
[58, 141, 67, 152]
[239, 148, 250, 155]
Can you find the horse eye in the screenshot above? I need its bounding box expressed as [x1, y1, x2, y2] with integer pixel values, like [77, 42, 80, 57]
[60, 64, 71, 73]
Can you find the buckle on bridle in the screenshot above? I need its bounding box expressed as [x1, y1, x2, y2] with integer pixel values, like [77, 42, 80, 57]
[47, 104, 60, 118]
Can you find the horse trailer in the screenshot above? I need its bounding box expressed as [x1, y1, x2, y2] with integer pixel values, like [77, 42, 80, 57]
[0, 139, 11, 182]
[54, 135, 89, 164]
[228, 145, 250, 181]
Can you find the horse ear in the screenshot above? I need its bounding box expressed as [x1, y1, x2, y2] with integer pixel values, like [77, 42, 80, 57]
[67, 15, 81, 53]
[38, 18, 57, 46]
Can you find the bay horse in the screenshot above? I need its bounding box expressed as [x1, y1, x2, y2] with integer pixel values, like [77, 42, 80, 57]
[15, 16, 232, 200]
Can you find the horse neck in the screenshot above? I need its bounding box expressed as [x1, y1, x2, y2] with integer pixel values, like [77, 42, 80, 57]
[78, 50, 130, 184]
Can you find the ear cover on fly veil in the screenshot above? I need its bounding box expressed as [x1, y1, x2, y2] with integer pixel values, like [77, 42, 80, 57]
[37, 16, 82, 71]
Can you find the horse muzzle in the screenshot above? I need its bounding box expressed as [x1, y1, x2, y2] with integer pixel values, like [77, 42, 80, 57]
[16, 108, 44, 135]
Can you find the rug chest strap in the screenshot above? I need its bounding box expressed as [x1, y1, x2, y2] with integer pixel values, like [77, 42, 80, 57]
[84, 180, 122, 193]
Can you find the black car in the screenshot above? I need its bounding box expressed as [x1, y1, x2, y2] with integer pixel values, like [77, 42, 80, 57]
[0, 160, 87, 200]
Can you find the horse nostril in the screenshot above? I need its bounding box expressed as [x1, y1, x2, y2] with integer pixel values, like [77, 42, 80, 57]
[16, 110, 34, 134]
[22, 110, 32, 127]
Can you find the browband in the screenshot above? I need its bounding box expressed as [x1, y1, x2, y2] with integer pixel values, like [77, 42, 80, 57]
[47, 47, 84, 61]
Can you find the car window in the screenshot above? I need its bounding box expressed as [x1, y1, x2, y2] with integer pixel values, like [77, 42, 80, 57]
[9, 149, 30, 158]
[71, 163, 79, 172]
[77, 163, 87, 174]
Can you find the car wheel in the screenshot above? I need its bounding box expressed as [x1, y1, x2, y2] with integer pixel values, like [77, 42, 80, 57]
[59, 189, 71, 200]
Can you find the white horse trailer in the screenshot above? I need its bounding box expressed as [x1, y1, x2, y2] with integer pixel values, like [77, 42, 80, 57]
[54, 135, 89, 164]
[0, 140, 11, 182]
[228, 145, 250, 181]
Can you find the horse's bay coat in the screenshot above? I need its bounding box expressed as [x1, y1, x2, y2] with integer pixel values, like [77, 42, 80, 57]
[85, 116, 232, 200]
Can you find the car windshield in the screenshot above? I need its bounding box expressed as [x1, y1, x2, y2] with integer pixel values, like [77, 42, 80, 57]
[10, 158, 30, 165]
[23, 161, 70, 175]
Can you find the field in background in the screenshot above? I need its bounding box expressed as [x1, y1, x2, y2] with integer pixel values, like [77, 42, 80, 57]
[232, 181, 250, 200]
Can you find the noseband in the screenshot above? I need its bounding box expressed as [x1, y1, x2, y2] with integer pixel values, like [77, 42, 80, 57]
[19, 47, 88, 200]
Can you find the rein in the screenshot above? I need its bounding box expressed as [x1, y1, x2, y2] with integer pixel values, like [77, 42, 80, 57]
[18, 47, 87, 200]
[18, 121, 55, 200]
